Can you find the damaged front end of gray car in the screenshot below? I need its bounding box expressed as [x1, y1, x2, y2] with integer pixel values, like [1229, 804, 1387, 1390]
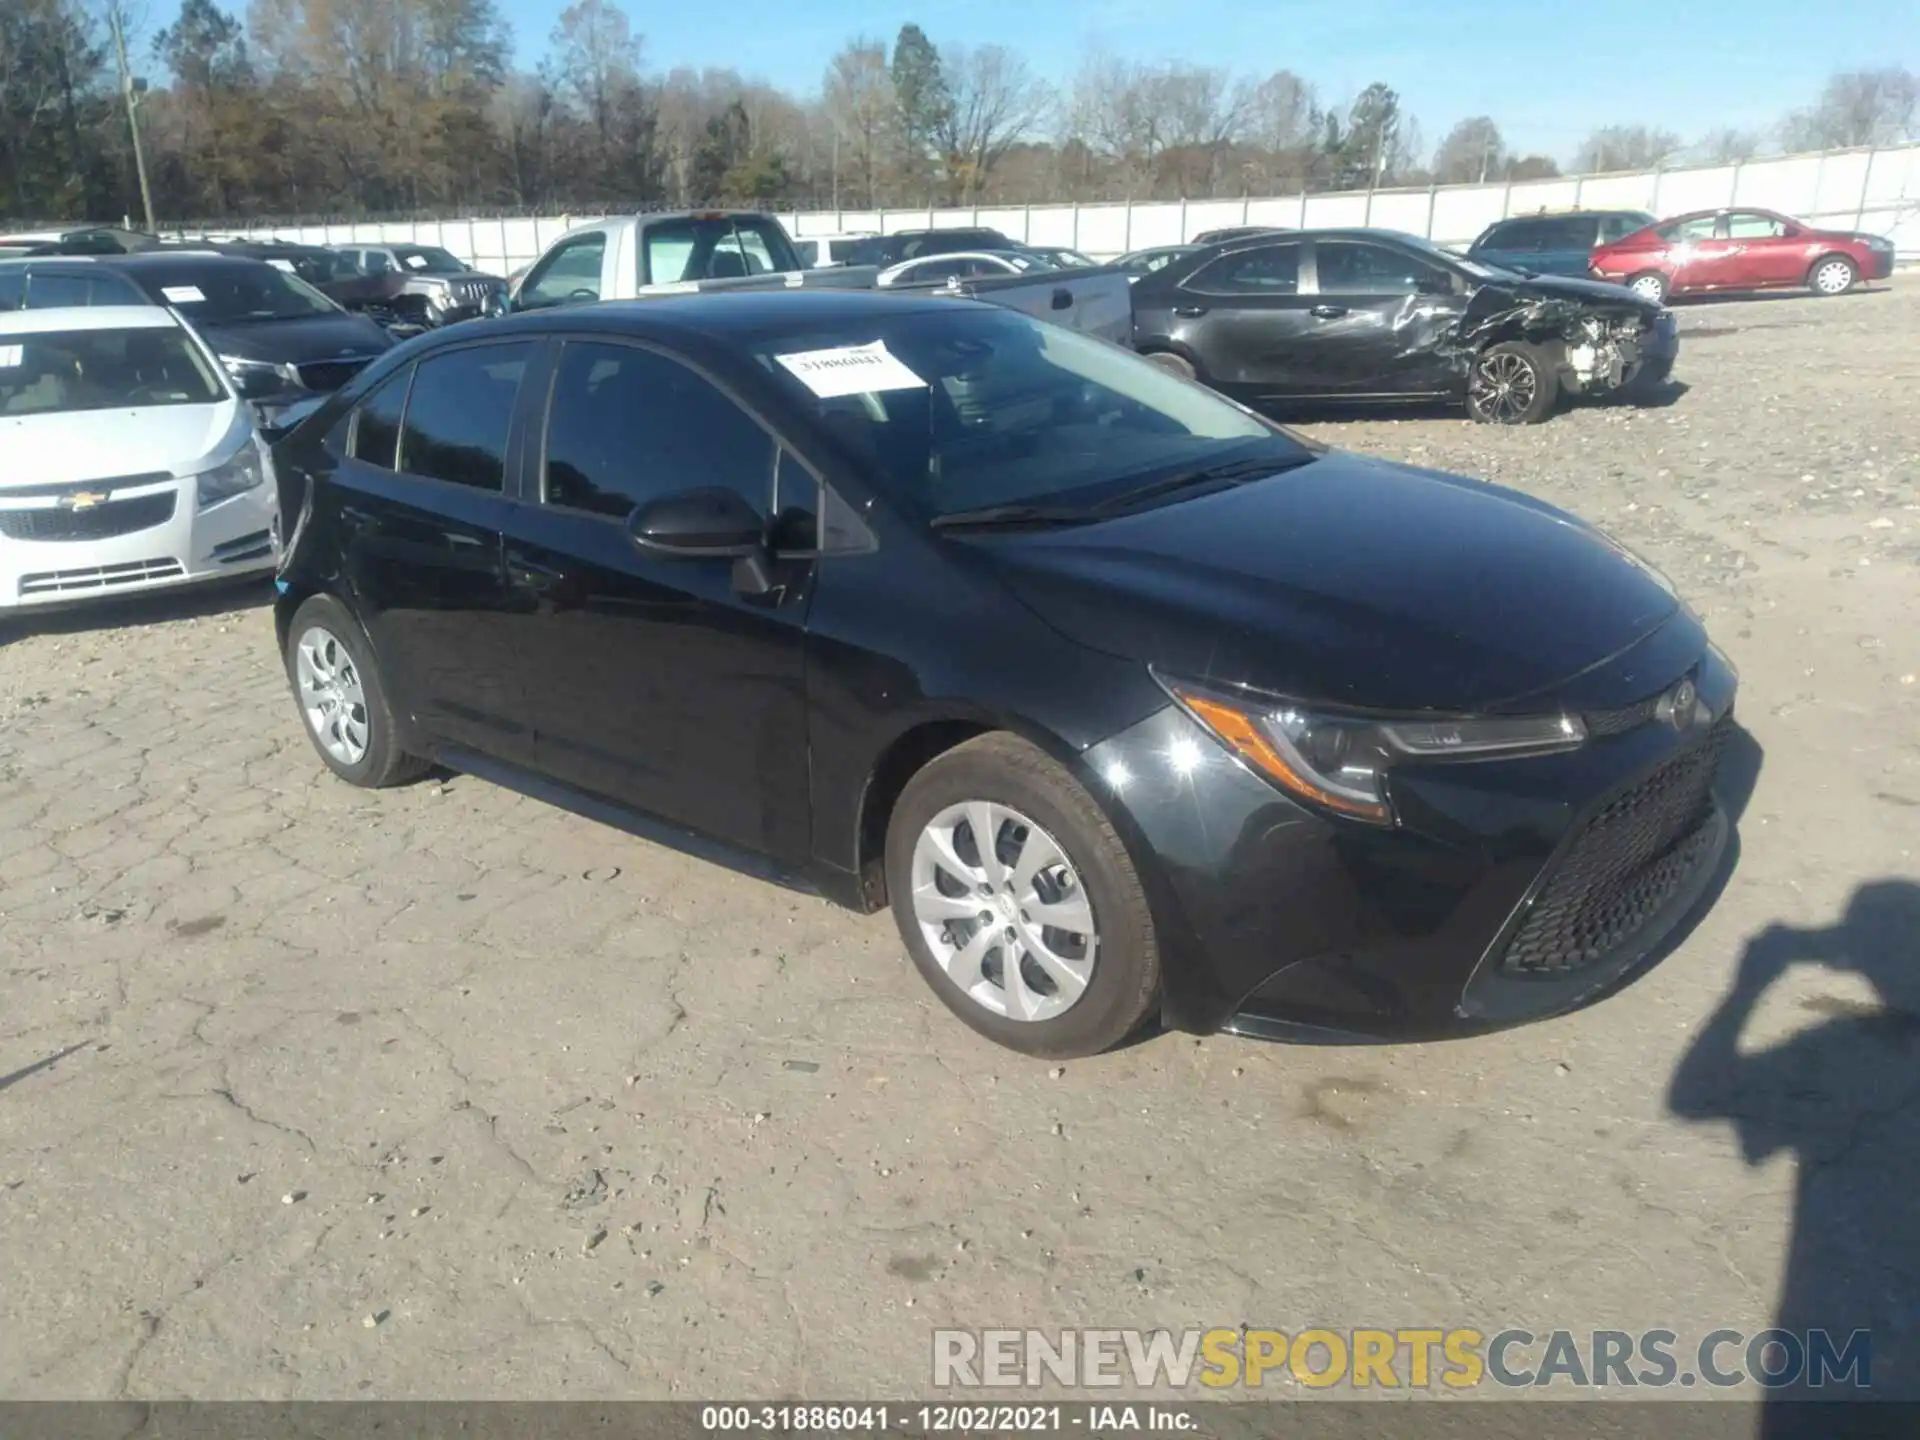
[1455, 291, 1678, 425]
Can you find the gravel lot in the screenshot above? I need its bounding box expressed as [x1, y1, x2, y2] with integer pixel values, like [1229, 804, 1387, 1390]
[2, 281, 1917, 1401]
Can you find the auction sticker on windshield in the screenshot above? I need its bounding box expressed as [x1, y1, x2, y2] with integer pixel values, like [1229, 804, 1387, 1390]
[775, 340, 925, 398]
[161, 286, 206, 303]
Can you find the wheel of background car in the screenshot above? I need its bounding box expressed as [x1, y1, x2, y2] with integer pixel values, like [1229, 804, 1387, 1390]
[1626, 271, 1669, 305]
[883, 733, 1160, 1059]
[1467, 341, 1559, 426]
[1142, 351, 1197, 382]
[1808, 255, 1857, 297]
[284, 594, 428, 789]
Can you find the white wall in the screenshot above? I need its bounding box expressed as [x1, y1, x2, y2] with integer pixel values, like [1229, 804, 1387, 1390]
[235, 143, 1920, 274]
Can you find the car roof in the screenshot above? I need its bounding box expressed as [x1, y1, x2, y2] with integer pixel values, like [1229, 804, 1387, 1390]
[0, 304, 181, 336]
[101, 251, 285, 277]
[473, 289, 974, 344]
[0, 255, 105, 271]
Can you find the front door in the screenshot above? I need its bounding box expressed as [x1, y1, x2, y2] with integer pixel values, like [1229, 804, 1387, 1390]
[499, 336, 815, 864]
[326, 339, 541, 763]
[1304, 238, 1467, 395]
[1721, 211, 1809, 286]
[1166, 240, 1320, 393]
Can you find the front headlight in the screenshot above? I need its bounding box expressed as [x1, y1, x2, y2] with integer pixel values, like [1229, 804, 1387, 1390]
[1159, 675, 1586, 826]
[219, 355, 297, 397]
[428, 287, 456, 308]
[195, 440, 267, 509]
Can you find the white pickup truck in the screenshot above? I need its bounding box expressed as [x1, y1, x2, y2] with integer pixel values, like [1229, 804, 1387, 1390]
[509, 210, 1133, 346]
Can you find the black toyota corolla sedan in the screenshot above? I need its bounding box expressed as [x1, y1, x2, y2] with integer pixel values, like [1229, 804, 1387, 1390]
[270, 290, 1737, 1058]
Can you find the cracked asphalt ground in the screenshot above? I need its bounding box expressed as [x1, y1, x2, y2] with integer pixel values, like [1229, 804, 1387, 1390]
[2, 281, 1917, 1402]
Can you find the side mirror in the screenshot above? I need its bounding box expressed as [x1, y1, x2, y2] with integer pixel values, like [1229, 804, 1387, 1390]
[627, 487, 765, 559]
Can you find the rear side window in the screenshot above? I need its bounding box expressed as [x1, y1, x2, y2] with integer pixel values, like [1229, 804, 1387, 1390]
[1535, 217, 1598, 250]
[1657, 215, 1718, 243]
[350, 367, 411, 469]
[1482, 220, 1542, 251]
[399, 343, 532, 490]
[1599, 214, 1650, 243]
[543, 340, 774, 520]
[1725, 212, 1789, 239]
[1188, 244, 1300, 295]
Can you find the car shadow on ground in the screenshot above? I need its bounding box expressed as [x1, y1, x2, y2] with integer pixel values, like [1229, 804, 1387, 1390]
[1669, 875, 1920, 1424]
[0, 576, 274, 647]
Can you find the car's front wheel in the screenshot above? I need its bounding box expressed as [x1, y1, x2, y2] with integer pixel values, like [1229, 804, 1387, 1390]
[284, 594, 427, 788]
[1467, 341, 1559, 425]
[884, 734, 1160, 1058]
[1626, 271, 1669, 305]
[1808, 255, 1857, 297]
[1142, 350, 1198, 382]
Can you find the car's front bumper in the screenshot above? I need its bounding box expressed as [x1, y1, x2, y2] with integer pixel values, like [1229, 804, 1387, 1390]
[1863, 249, 1896, 281]
[0, 473, 278, 610]
[1082, 625, 1739, 1039]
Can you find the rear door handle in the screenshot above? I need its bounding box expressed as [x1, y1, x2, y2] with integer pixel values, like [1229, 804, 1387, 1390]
[1050, 288, 1074, 311]
[508, 557, 565, 592]
[1310, 304, 1348, 319]
[1172, 304, 1208, 317]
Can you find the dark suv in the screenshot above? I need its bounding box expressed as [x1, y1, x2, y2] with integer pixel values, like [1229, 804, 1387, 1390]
[1467, 211, 1657, 279]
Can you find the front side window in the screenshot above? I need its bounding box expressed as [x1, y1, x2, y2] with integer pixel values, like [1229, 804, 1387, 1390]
[0, 326, 225, 415]
[521, 234, 606, 308]
[1188, 244, 1300, 295]
[544, 340, 774, 520]
[350, 367, 412, 469]
[750, 306, 1312, 520]
[361, 250, 393, 275]
[1315, 241, 1448, 294]
[1725, 212, 1789, 239]
[398, 343, 532, 490]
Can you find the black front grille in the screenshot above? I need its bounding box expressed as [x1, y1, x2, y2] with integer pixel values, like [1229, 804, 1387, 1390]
[294, 358, 373, 392]
[0, 490, 176, 542]
[1500, 718, 1730, 976]
[1584, 691, 1664, 738]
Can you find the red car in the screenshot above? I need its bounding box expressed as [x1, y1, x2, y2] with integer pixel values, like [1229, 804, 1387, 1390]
[1589, 207, 1895, 304]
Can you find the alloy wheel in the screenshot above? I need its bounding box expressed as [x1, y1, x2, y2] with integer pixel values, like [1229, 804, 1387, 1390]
[1469, 351, 1538, 424]
[908, 800, 1097, 1022]
[295, 625, 371, 766]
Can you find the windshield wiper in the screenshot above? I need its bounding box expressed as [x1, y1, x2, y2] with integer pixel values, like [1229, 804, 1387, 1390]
[1086, 454, 1309, 515]
[929, 503, 1101, 532]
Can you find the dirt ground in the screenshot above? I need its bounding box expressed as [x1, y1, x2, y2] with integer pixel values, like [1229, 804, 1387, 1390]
[1, 282, 1916, 1402]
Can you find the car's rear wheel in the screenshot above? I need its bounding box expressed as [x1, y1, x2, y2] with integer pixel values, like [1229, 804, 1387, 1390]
[1143, 351, 1198, 382]
[1626, 271, 1669, 305]
[1467, 341, 1559, 425]
[884, 733, 1160, 1058]
[285, 594, 426, 788]
[1808, 255, 1857, 297]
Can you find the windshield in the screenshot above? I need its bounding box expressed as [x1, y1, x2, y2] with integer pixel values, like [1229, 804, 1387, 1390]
[0, 326, 225, 415]
[394, 246, 467, 275]
[142, 264, 340, 322]
[750, 307, 1316, 520]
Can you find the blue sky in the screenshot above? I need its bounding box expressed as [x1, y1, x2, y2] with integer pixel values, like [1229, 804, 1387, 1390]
[139, 0, 1919, 163]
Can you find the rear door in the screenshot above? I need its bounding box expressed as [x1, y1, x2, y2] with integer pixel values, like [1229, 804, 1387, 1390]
[498, 335, 815, 862]
[1662, 213, 1732, 290]
[327, 340, 542, 763]
[1303, 238, 1466, 395]
[1164, 240, 1316, 391]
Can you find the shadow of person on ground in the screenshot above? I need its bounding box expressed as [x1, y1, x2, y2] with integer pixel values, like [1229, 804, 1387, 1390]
[1668, 879, 1920, 1429]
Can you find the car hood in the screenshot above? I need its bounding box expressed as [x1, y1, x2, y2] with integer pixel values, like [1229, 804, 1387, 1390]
[1477, 270, 1657, 312]
[982, 452, 1682, 714]
[195, 312, 394, 364]
[0, 400, 248, 487]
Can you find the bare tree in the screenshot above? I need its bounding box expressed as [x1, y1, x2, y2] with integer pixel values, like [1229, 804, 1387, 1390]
[547, 0, 638, 144]
[934, 42, 1048, 203]
[1575, 124, 1681, 173]
[1781, 66, 1918, 149]
[1690, 127, 1763, 164]
[1431, 116, 1504, 184]
[821, 38, 891, 207]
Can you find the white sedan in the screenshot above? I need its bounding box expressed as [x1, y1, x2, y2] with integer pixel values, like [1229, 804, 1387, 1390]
[874, 250, 1059, 288]
[0, 305, 278, 610]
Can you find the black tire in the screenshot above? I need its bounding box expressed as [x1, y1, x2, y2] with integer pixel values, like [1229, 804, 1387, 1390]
[884, 733, 1160, 1059]
[1143, 350, 1198, 382]
[1807, 254, 1857, 297]
[283, 593, 427, 788]
[1626, 270, 1669, 305]
[1467, 340, 1560, 425]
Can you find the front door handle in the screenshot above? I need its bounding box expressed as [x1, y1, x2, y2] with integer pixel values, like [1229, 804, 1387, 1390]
[1172, 304, 1208, 318]
[1310, 304, 1348, 319]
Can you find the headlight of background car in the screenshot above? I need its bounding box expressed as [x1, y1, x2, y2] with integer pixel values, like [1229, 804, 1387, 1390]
[195, 438, 268, 509]
[219, 355, 297, 397]
[1159, 675, 1585, 826]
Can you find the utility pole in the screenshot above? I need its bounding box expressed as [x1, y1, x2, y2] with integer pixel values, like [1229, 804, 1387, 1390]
[109, 3, 157, 233]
